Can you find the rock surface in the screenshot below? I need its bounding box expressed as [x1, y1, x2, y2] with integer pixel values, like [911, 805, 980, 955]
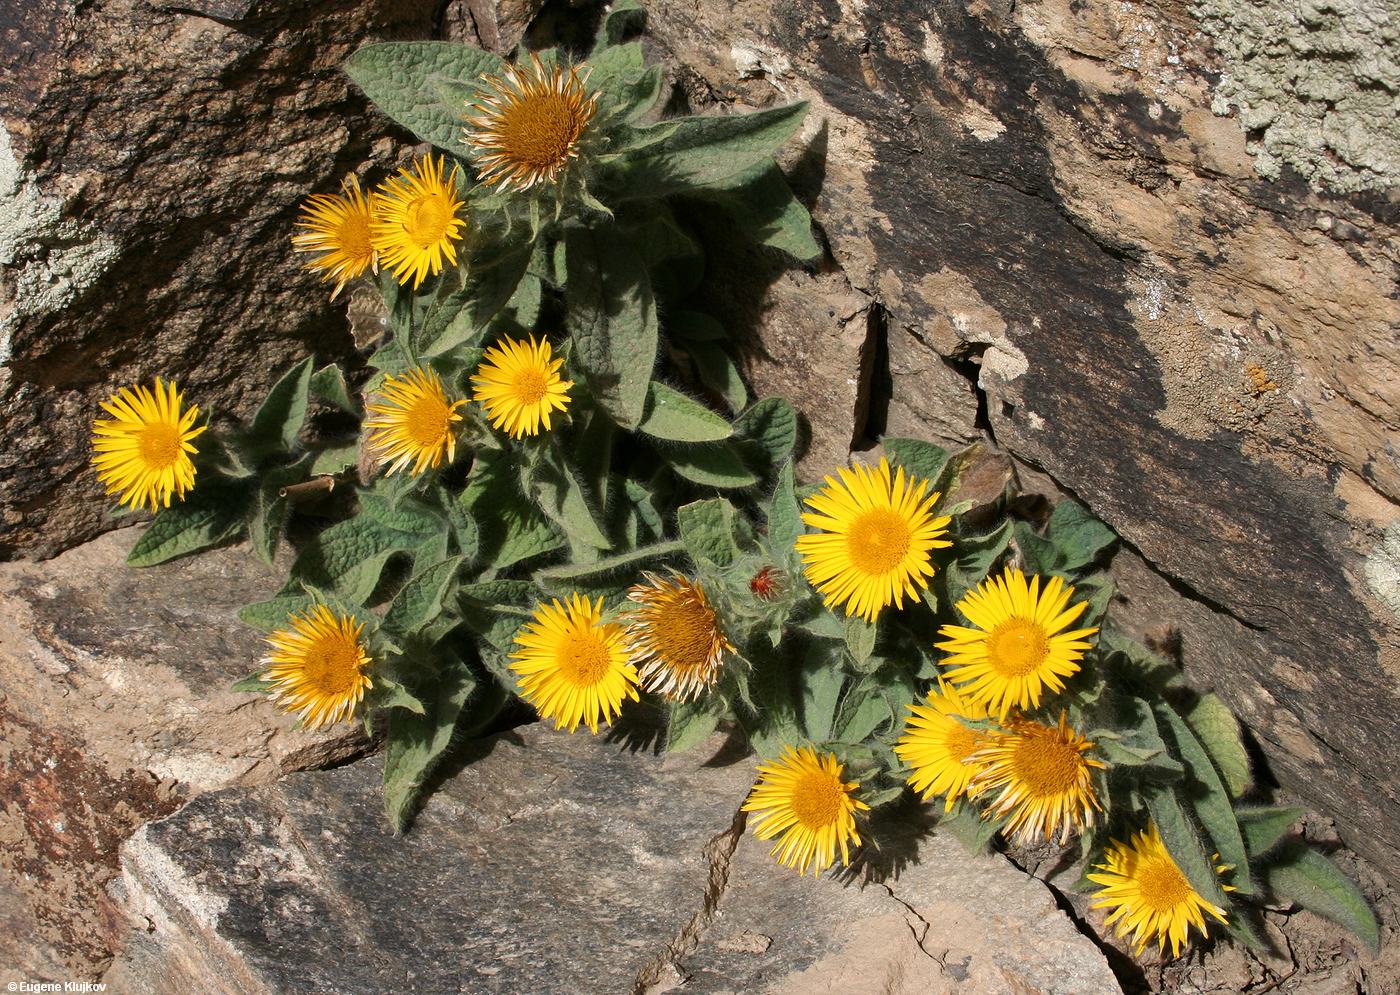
[640, 0, 1400, 884]
[105, 724, 1120, 995]
[0, 527, 366, 978]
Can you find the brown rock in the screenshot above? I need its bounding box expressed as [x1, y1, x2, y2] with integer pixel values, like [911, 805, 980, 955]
[639, 0, 1400, 884]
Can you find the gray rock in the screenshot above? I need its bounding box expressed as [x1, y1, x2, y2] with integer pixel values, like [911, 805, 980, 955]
[105, 726, 1119, 994]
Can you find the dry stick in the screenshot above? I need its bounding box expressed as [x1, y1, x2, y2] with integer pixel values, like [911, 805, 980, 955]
[278, 476, 337, 500]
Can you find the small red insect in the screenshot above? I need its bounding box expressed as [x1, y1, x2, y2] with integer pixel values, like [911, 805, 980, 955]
[749, 566, 784, 600]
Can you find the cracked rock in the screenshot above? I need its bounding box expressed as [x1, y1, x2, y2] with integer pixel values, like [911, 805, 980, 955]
[104, 726, 1118, 994]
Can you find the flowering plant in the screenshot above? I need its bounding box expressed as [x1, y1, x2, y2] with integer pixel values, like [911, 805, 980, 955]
[95, 0, 1377, 961]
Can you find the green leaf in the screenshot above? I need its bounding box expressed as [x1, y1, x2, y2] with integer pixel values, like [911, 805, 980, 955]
[238, 594, 316, 632]
[372, 676, 427, 715]
[461, 451, 565, 569]
[1093, 695, 1179, 772]
[530, 445, 613, 554]
[666, 697, 722, 753]
[592, 0, 646, 51]
[310, 442, 359, 476]
[639, 382, 732, 442]
[126, 481, 250, 567]
[1266, 844, 1379, 952]
[383, 655, 478, 832]
[345, 42, 506, 151]
[1144, 785, 1233, 910]
[421, 242, 534, 357]
[677, 498, 742, 567]
[621, 207, 703, 301]
[1155, 702, 1254, 895]
[940, 800, 1001, 854]
[533, 540, 683, 591]
[939, 520, 1012, 609]
[283, 517, 411, 604]
[1185, 693, 1251, 798]
[230, 674, 272, 693]
[765, 460, 803, 561]
[666, 309, 726, 342]
[733, 397, 798, 473]
[798, 641, 844, 741]
[844, 616, 876, 670]
[687, 163, 820, 261]
[1237, 806, 1303, 856]
[882, 437, 951, 487]
[686, 339, 748, 414]
[384, 556, 463, 635]
[667, 443, 760, 489]
[310, 363, 358, 414]
[836, 687, 892, 744]
[1045, 500, 1117, 571]
[248, 454, 316, 567]
[563, 222, 659, 428]
[243, 358, 314, 461]
[358, 490, 443, 536]
[587, 40, 645, 84]
[610, 102, 810, 200]
[1013, 520, 1060, 576]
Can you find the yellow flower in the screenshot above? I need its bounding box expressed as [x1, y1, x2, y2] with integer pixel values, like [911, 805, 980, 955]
[894, 679, 999, 811]
[510, 593, 639, 733]
[742, 745, 870, 877]
[90, 378, 206, 514]
[364, 367, 466, 476]
[290, 174, 377, 300]
[937, 566, 1098, 719]
[262, 605, 373, 730]
[1088, 822, 1232, 957]
[370, 154, 467, 288]
[463, 53, 600, 193]
[969, 712, 1104, 845]
[794, 457, 952, 622]
[470, 335, 573, 439]
[622, 572, 733, 701]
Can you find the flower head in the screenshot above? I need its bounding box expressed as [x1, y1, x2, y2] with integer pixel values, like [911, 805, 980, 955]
[364, 367, 466, 476]
[622, 572, 733, 701]
[794, 457, 952, 622]
[463, 53, 600, 193]
[291, 174, 377, 300]
[91, 378, 206, 514]
[262, 605, 373, 730]
[894, 679, 999, 811]
[470, 335, 573, 439]
[1088, 822, 1232, 957]
[937, 566, 1098, 719]
[742, 745, 870, 876]
[370, 155, 467, 288]
[510, 593, 639, 733]
[969, 712, 1104, 845]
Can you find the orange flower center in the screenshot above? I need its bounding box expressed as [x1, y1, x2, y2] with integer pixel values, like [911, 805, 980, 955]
[300, 632, 365, 695]
[790, 769, 846, 829]
[403, 394, 454, 449]
[501, 93, 585, 168]
[405, 195, 453, 249]
[1010, 735, 1083, 797]
[138, 422, 183, 470]
[558, 630, 613, 686]
[986, 617, 1050, 677]
[845, 509, 912, 575]
[942, 722, 983, 764]
[337, 207, 374, 259]
[512, 367, 549, 404]
[650, 594, 719, 673]
[1136, 857, 1193, 912]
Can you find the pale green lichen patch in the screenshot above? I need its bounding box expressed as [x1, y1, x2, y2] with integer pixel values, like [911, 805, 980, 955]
[1365, 521, 1400, 623]
[1194, 0, 1400, 194]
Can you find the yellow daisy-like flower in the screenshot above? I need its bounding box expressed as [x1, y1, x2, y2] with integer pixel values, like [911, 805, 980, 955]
[1088, 822, 1232, 957]
[261, 605, 374, 731]
[969, 712, 1105, 846]
[463, 53, 600, 193]
[742, 745, 871, 877]
[510, 593, 640, 734]
[937, 566, 1099, 719]
[470, 335, 573, 439]
[364, 367, 466, 476]
[290, 174, 377, 300]
[894, 679, 999, 812]
[622, 571, 734, 701]
[90, 378, 206, 514]
[794, 457, 952, 623]
[370, 154, 467, 289]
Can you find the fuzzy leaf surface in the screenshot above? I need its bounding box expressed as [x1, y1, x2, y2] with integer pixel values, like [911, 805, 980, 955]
[346, 42, 505, 151]
[639, 382, 732, 442]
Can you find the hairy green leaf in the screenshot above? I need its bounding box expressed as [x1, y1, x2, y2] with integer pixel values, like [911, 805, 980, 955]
[383, 655, 478, 832]
[686, 339, 748, 414]
[667, 443, 759, 489]
[283, 517, 414, 604]
[238, 593, 317, 632]
[1237, 806, 1303, 856]
[1046, 500, 1117, 571]
[622, 207, 703, 301]
[844, 616, 877, 670]
[1266, 844, 1379, 952]
[799, 641, 844, 742]
[1144, 785, 1233, 910]
[126, 481, 250, 567]
[244, 358, 314, 461]
[766, 460, 803, 562]
[687, 163, 820, 261]
[733, 397, 798, 473]
[639, 381, 732, 442]
[592, 0, 646, 51]
[530, 445, 613, 554]
[563, 222, 659, 428]
[384, 556, 463, 635]
[310, 363, 358, 415]
[677, 498, 742, 567]
[345, 42, 505, 151]
[882, 437, 951, 487]
[667, 696, 722, 753]
[1185, 693, 1251, 798]
[534, 540, 683, 591]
